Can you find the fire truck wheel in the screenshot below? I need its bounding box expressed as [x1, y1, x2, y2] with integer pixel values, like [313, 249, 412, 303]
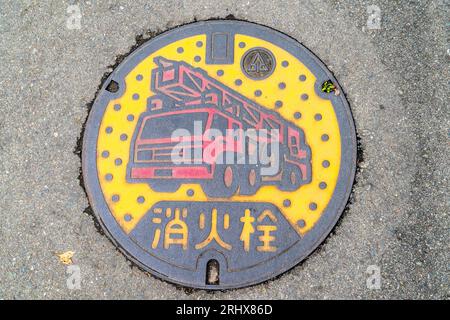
[238, 166, 261, 195]
[280, 164, 302, 191]
[202, 165, 238, 198]
[148, 181, 181, 193]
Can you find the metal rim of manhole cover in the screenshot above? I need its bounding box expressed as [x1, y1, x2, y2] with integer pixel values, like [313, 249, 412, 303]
[82, 20, 356, 290]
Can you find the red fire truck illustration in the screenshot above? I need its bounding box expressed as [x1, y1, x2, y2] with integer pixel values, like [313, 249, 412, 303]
[127, 57, 311, 197]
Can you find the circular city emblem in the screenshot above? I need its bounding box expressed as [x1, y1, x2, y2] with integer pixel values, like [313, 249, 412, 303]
[82, 20, 356, 289]
[241, 47, 276, 80]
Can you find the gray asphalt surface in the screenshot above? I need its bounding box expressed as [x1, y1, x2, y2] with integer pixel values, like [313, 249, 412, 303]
[0, 0, 448, 299]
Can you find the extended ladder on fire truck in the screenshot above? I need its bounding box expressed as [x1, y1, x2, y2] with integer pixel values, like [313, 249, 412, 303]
[151, 57, 283, 132]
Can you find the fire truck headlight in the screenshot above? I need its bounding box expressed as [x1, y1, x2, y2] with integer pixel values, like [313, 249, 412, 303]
[137, 150, 153, 161]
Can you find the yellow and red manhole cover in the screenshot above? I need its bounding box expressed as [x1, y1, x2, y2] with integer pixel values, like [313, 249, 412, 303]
[82, 20, 356, 289]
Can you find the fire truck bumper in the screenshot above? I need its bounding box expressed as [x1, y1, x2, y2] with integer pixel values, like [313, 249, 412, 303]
[130, 165, 212, 179]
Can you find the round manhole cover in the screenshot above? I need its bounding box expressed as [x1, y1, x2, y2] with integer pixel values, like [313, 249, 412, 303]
[82, 20, 356, 289]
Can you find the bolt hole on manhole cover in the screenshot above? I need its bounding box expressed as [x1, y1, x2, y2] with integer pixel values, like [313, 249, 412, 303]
[82, 20, 356, 290]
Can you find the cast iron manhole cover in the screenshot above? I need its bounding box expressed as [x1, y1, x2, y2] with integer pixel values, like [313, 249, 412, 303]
[82, 20, 356, 289]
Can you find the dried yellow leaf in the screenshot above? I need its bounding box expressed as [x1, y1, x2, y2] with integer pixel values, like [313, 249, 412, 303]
[56, 250, 75, 265]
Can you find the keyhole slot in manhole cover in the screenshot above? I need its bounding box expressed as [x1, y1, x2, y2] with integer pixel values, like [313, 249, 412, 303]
[206, 259, 220, 285]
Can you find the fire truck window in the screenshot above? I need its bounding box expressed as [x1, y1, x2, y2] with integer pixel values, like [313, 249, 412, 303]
[140, 112, 208, 139]
[290, 136, 299, 155]
[232, 123, 240, 141]
[211, 114, 228, 135]
[291, 136, 297, 145]
[137, 150, 153, 161]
